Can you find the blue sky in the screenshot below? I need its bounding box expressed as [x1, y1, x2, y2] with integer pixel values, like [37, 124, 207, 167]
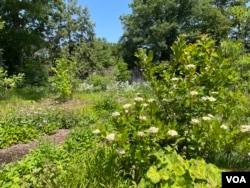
[78, 0, 132, 43]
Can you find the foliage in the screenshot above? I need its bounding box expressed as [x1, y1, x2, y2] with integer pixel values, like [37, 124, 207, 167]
[0, 106, 81, 149]
[139, 149, 221, 187]
[0, 67, 24, 98]
[113, 60, 132, 82]
[0, 0, 64, 74]
[20, 58, 50, 86]
[0, 142, 69, 188]
[85, 74, 112, 92]
[119, 0, 250, 67]
[135, 35, 250, 161]
[49, 58, 78, 101]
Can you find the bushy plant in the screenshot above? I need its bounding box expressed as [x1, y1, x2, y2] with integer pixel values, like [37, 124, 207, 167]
[139, 148, 221, 188]
[113, 61, 132, 82]
[85, 74, 112, 91]
[0, 142, 69, 187]
[0, 106, 82, 148]
[20, 58, 50, 86]
[0, 67, 24, 98]
[49, 58, 78, 101]
[135, 35, 250, 161]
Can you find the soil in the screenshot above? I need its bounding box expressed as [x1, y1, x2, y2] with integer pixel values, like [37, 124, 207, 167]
[0, 129, 71, 164]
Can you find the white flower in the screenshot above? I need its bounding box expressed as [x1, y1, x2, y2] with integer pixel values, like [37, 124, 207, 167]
[207, 114, 214, 118]
[139, 116, 147, 121]
[137, 131, 145, 137]
[134, 97, 144, 102]
[123, 103, 132, 109]
[117, 149, 126, 155]
[185, 64, 196, 69]
[147, 98, 155, 103]
[207, 97, 216, 102]
[201, 96, 209, 101]
[201, 96, 216, 102]
[190, 91, 198, 96]
[148, 127, 159, 134]
[106, 133, 115, 141]
[167, 130, 178, 137]
[241, 125, 250, 133]
[202, 116, 212, 121]
[220, 124, 228, 129]
[211, 91, 219, 95]
[92, 129, 101, 134]
[171, 77, 179, 81]
[141, 103, 148, 107]
[248, 152, 250, 157]
[112, 112, 120, 117]
[191, 118, 200, 124]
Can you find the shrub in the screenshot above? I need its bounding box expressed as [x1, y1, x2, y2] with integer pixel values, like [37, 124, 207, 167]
[49, 58, 78, 101]
[0, 67, 24, 99]
[134, 35, 250, 160]
[85, 74, 111, 91]
[139, 148, 221, 188]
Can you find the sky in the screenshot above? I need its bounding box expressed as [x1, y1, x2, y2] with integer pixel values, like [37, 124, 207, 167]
[78, 0, 132, 43]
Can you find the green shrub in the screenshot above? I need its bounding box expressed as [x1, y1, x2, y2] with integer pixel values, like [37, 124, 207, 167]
[85, 74, 112, 91]
[139, 148, 221, 188]
[0, 67, 24, 99]
[134, 35, 250, 160]
[49, 58, 78, 101]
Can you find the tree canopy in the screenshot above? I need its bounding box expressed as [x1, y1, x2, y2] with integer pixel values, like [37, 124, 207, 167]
[119, 0, 250, 67]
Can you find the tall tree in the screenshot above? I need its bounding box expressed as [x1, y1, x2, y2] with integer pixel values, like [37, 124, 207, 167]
[0, 0, 64, 74]
[119, 0, 242, 67]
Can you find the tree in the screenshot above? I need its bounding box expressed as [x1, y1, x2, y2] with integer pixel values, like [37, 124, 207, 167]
[50, 0, 96, 78]
[119, 0, 245, 67]
[0, 0, 64, 74]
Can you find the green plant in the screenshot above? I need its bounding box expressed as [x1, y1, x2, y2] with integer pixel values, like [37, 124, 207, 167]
[0, 67, 24, 99]
[0, 142, 69, 188]
[135, 35, 250, 160]
[85, 74, 112, 92]
[49, 58, 78, 101]
[113, 61, 132, 82]
[139, 148, 221, 188]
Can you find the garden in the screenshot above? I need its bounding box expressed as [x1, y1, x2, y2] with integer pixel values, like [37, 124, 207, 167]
[0, 35, 250, 187]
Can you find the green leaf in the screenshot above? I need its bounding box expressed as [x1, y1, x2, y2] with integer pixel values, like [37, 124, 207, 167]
[146, 165, 161, 184]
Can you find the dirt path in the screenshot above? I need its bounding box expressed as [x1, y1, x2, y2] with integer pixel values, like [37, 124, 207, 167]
[0, 129, 70, 164]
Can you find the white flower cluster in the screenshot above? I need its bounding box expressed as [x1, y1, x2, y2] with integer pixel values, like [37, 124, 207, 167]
[117, 149, 125, 155]
[210, 91, 219, 95]
[141, 103, 148, 107]
[171, 77, 179, 81]
[147, 98, 155, 103]
[191, 118, 200, 124]
[112, 112, 120, 117]
[190, 91, 198, 96]
[167, 130, 178, 136]
[241, 125, 250, 133]
[201, 96, 216, 102]
[202, 117, 211, 121]
[137, 131, 145, 137]
[106, 133, 115, 141]
[134, 97, 144, 102]
[123, 103, 132, 109]
[220, 124, 228, 129]
[148, 127, 159, 134]
[139, 116, 147, 121]
[185, 64, 196, 69]
[92, 129, 101, 134]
